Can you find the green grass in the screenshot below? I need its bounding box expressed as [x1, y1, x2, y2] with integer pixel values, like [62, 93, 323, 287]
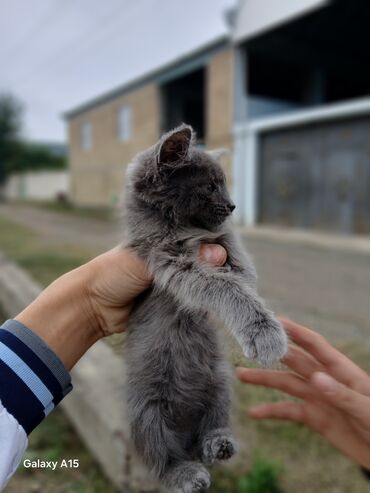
[0, 216, 95, 285]
[30, 199, 115, 222]
[1, 214, 370, 492]
[210, 454, 283, 493]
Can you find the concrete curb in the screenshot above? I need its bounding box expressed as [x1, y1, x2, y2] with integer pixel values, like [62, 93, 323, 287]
[0, 254, 159, 492]
[239, 225, 370, 256]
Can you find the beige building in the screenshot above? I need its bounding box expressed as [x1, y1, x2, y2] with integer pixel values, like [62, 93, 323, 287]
[65, 36, 234, 206]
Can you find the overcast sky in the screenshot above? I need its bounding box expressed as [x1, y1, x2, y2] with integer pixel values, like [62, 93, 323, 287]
[0, 0, 235, 143]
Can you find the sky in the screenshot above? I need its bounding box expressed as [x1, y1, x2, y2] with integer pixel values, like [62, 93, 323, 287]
[0, 0, 235, 143]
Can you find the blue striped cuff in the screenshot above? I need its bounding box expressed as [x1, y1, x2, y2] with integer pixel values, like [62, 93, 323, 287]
[0, 320, 73, 434]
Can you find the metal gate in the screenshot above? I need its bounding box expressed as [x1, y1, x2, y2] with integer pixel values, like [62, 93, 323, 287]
[259, 117, 370, 234]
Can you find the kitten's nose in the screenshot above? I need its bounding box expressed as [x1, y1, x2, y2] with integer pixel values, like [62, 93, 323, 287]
[227, 202, 236, 213]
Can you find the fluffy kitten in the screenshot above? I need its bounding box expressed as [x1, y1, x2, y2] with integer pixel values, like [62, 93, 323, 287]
[124, 124, 287, 492]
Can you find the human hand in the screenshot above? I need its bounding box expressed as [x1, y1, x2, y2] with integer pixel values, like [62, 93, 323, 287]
[84, 244, 227, 337]
[237, 318, 370, 468]
[16, 244, 227, 369]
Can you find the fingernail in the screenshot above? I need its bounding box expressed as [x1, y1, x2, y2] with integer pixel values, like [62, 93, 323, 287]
[312, 372, 337, 394]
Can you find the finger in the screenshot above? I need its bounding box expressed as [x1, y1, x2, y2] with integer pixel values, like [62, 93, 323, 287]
[280, 318, 370, 393]
[248, 400, 331, 434]
[237, 367, 312, 400]
[248, 401, 306, 423]
[282, 344, 323, 379]
[199, 244, 227, 266]
[251, 399, 370, 468]
[311, 372, 370, 421]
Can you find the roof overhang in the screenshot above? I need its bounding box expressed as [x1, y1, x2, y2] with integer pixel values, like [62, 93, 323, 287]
[233, 0, 330, 43]
[64, 35, 228, 120]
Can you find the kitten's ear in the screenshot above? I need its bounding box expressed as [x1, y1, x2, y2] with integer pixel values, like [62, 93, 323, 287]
[157, 124, 193, 166]
[206, 148, 229, 163]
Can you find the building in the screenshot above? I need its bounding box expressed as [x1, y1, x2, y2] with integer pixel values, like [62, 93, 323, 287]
[4, 140, 68, 201]
[65, 37, 234, 207]
[66, 0, 370, 234]
[233, 0, 370, 234]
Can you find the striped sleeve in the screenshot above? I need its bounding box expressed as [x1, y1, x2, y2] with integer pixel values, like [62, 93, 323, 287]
[0, 320, 72, 434]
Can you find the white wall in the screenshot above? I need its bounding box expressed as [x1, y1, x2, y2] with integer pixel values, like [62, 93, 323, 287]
[233, 0, 329, 42]
[5, 171, 69, 201]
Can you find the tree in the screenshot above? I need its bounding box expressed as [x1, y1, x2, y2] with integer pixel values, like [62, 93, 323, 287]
[0, 93, 23, 185]
[9, 143, 66, 173]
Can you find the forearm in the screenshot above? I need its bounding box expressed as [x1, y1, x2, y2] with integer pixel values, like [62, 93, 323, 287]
[15, 262, 99, 370]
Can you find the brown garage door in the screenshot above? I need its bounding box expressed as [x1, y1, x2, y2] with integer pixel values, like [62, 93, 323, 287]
[258, 117, 370, 234]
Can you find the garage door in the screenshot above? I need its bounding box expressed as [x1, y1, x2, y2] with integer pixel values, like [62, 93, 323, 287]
[259, 117, 370, 233]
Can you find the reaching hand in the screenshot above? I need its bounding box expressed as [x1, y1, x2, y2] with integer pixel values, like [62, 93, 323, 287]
[237, 318, 370, 469]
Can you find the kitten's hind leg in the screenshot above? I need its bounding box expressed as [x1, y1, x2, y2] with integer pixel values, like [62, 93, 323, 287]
[162, 461, 210, 493]
[201, 428, 236, 465]
[197, 367, 237, 465]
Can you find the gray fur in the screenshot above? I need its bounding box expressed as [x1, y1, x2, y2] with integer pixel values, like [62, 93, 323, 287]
[123, 124, 287, 492]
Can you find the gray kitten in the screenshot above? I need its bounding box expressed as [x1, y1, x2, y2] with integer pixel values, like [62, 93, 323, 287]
[124, 124, 287, 492]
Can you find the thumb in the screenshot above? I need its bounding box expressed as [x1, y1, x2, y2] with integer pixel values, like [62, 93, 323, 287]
[311, 372, 370, 420]
[199, 244, 227, 266]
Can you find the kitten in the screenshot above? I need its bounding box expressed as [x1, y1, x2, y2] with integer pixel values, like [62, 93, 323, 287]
[124, 124, 287, 492]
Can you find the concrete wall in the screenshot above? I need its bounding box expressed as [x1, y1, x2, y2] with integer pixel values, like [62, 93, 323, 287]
[5, 171, 69, 201]
[69, 84, 160, 206]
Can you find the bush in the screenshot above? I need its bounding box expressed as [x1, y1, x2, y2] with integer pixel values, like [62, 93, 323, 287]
[236, 455, 283, 493]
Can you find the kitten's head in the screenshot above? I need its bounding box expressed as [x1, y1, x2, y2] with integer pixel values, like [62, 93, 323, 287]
[127, 124, 235, 229]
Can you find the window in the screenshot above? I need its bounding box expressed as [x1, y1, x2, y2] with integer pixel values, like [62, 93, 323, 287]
[118, 105, 132, 142]
[80, 121, 92, 150]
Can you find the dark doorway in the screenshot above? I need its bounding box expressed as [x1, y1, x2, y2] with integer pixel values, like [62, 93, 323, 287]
[160, 68, 205, 142]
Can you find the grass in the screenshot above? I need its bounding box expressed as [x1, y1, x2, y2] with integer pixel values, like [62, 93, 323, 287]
[0, 219, 116, 492]
[30, 199, 115, 222]
[0, 216, 95, 285]
[1, 212, 370, 492]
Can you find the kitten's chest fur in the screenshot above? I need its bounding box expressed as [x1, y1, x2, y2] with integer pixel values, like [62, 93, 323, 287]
[126, 283, 226, 420]
[125, 219, 230, 407]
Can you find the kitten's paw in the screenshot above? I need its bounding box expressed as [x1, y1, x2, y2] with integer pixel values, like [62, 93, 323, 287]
[165, 461, 210, 493]
[243, 314, 288, 366]
[201, 428, 236, 465]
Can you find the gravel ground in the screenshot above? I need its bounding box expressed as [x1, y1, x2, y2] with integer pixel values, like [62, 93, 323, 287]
[1, 203, 369, 343]
[245, 237, 370, 343]
[0, 203, 121, 251]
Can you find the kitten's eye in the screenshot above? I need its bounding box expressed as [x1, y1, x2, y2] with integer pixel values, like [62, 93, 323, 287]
[207, 183, 217, 192]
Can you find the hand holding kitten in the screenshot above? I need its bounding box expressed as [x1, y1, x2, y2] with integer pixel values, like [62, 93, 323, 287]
[85, 244, 227, 337]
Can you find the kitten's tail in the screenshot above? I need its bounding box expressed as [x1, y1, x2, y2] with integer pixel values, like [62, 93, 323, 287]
[130, 402, 189, 477]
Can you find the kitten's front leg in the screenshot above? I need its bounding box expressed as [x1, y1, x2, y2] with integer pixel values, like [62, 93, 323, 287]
[149, 252, 287, 366]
